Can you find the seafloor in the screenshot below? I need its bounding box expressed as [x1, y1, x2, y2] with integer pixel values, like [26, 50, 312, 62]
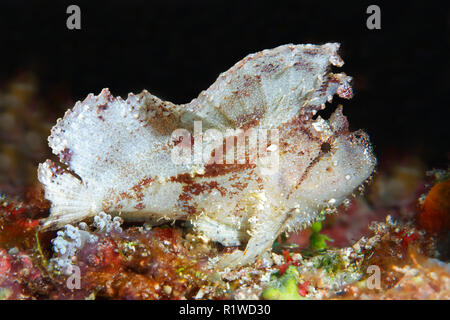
[0, 73, 449, 300]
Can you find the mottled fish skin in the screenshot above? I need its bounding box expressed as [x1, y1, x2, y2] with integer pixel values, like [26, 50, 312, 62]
[38, 43, 376, 269]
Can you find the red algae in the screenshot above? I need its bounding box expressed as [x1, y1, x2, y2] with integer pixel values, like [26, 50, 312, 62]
[0, 167, 449, 300]
[418, 179, 450, 234]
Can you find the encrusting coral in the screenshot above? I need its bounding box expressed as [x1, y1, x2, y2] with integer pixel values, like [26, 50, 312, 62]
[0, 169, 448, 299]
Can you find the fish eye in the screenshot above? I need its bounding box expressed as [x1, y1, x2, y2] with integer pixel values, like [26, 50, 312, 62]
[320, 142, 331, 153]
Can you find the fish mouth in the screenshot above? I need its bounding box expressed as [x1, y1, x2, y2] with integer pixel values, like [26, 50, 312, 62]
[348, 130, 372, 148]
[339, 129, 377, 176]
[347, 130, 375, 158]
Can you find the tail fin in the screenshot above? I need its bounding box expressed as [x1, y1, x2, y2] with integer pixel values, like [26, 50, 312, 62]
[38, 160, 93, 230]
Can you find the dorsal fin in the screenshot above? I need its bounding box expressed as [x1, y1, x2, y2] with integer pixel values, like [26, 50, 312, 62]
[181, 43, 351, 130]
[46, 88, 191, 191]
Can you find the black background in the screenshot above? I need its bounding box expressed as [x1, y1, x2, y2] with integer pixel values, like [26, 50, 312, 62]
[0, 0, 448, 168]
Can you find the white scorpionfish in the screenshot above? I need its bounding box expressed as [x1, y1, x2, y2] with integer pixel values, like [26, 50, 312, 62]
[38, 43, 376, 268]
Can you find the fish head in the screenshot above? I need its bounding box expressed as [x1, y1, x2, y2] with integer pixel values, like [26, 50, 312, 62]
[285, 106, 376, 213]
